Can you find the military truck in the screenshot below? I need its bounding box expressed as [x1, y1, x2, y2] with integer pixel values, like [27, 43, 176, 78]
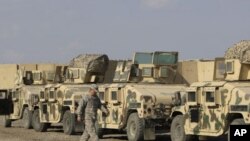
[0, 63, 65, 129]
[95, 51, 187, 141]
[0, 64, 20, 127]
[32, 54, 110, 134]
[32, 52, 188, 141]
[170, 41, 250, 141]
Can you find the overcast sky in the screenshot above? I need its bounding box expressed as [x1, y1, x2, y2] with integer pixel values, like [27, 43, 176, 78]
[0, 0, 250, 64]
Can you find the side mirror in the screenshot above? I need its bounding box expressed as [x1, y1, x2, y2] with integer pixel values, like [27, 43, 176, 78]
[226, 61, 234, 74]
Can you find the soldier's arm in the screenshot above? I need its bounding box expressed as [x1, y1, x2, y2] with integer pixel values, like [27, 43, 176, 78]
[76, 96, 87, 117]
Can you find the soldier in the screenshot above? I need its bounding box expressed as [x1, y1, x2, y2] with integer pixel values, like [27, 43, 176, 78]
[77, 84, 109, 141]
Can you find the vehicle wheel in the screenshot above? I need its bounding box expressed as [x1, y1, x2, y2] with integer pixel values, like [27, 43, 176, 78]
[3, 115, 12, 127]
[63, 110, 75, 135]
[95, 121, 104, 139]
[22, 108, 33, 129]
[32, 109, 48, 132]
[171, 115, 198, 141]
[228, 118, 245, 141]
[127, 113, 144, 141]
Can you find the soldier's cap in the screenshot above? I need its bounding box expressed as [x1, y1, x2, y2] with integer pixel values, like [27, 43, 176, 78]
[89, 84, 98, 92]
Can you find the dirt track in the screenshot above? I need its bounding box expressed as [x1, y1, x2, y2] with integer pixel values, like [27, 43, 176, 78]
[0, 116, 171, 141]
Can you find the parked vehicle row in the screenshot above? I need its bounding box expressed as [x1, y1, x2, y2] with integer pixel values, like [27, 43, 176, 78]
[1, 40, 250, 141]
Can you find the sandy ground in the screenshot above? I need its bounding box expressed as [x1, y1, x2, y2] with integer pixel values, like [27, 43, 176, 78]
[0, 116, 223, 141]
[0, 116, 171, 141]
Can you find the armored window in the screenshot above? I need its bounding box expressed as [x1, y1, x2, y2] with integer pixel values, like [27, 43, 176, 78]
[153, 52, 178, 65]
[49, 91, 55, 99]
[134, 53, 153, 64]
[33, 72, 42, 81]
[111, 91, 118, 100]
[142, 67, 153, 77]
[159, 67, 168, 78]
[46, 72, 55, 81]
[187, 92, 196, 102]
[99, 92, 105, 101]
[72, 69, 79, 79]
[31, 95, 39, 104]
[214, 58, 225, 80]
[206, 92, 215, 102]
[226, 61, 234, 73]
[40, 91, 45, 99]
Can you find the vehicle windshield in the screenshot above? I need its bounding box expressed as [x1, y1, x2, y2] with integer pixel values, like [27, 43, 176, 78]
[134, 52, 177, 65]
[153, 52, 177, 65]
[134, 53, 153, 64]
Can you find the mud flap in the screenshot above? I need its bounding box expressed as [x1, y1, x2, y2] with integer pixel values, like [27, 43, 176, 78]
[144, 127, 156, 140]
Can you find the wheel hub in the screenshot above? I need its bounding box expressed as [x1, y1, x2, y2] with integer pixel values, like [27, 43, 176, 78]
[175, 124, 182, 138]
[130, 121, 136, 137]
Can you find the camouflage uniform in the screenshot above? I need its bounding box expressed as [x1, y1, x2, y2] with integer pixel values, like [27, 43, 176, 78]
[77, 93, 108, 141]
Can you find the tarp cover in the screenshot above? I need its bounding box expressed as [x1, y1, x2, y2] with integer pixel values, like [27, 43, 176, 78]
[69, 54, 109, 73]
[225, 40, 250, 64]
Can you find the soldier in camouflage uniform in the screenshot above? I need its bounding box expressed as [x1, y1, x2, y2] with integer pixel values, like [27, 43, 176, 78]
[77, 84, 109, 141]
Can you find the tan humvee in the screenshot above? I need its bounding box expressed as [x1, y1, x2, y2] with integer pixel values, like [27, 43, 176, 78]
[170, 41, 250, 141]
[95, 52, 187, 141]
[33, 52, 189, 141]
[32, 54, 110, 134]
[0, 64, 65, 129]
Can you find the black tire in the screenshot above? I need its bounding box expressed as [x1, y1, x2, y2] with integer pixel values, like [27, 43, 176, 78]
[126, 113, 144, 141]
[228, 118, 245, 141]
[63, 110, 75, 135]
[3, 115, 12, 128]
[32, 109, 48, 132]
[22, 108, 33, 129]
[95, 121, 104, 139]
[171, 115, 198, 141]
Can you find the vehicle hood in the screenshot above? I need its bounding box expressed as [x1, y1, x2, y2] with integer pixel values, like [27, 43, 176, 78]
[130, 84, 186, 104]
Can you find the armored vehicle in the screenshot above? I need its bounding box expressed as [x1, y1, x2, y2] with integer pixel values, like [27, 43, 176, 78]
[170, 41, 250, 141]
[32, 54, 110, 134]
[0, 64, 19, 127]
[32, 52, 188, 141]
[0, 63, 65, 128]
[96, 51, 187, 141]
